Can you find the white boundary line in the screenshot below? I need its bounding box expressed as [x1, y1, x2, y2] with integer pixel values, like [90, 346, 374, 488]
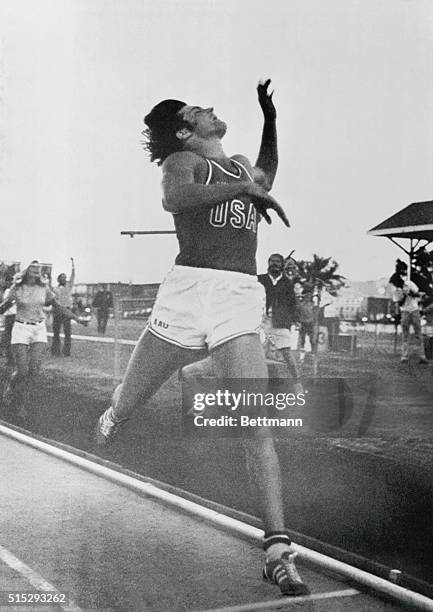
[1, 424, 433, 611]
[0, 543, 82, 612]
[46, 332, 136, 346]
[195, 588, 359, 612]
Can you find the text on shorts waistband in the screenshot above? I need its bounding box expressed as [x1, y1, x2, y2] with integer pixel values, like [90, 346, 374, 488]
[172, 265, 256, 282]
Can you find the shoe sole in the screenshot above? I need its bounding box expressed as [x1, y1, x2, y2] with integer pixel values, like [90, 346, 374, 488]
[262, 571, 310, 597]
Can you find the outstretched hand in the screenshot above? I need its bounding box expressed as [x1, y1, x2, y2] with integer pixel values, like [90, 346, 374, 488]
[257, 78, 276, 119]
[246, 183, 289, 227]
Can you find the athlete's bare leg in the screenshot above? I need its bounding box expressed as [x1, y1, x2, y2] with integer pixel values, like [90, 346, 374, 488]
[211, 333, 285, 533]
[180, 355, 213, 378]
[112, 329, 206, 421]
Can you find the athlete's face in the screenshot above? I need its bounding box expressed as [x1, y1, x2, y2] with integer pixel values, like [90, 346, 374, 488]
[178, 105, 227, 139]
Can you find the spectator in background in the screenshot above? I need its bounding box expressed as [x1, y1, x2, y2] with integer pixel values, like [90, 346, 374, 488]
[52, 258, 75, 357]
[389, 260, 427, 364]
[389, 259, 407, 326]
[93, 284, 113, 334]
[283, 255, 299, 284]
[258, 254, 302, 393]
[1, 275, 17, 367]
[294, 281, 319, 362]
[0, 261, 83, 418]
[421, 295, 433, 360]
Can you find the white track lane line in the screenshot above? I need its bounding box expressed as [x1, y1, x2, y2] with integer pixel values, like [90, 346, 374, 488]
[2, 425, 433, 612]
[46, 332, 136, 345]
[195, 588, 360, 612]
[0, 544, 83, 612]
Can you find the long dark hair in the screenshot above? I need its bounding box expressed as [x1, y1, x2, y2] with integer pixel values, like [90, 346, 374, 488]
[20, 260, 45, 287]
[141, 99, 188, 165]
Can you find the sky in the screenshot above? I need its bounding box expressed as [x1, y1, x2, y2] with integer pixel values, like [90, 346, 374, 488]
[0, 0, 432, 284]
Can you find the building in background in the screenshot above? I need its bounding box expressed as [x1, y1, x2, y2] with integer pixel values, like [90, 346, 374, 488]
[324, 279, 394, 323]
[73, 282, 160, 319]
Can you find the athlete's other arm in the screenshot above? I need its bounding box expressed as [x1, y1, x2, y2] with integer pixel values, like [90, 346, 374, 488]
[162, 151, 289, 226]
[255, 79, 278, 190]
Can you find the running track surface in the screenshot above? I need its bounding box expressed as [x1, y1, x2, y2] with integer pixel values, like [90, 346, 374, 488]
[0, 436, 407, 612]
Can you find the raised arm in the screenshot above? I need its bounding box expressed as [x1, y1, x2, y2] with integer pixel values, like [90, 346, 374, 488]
[69, 257, 75, 284]
[255, 79, 278, 190]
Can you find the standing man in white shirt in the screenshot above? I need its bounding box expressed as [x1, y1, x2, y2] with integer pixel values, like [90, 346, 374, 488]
[258, 254, 302, 393]
[391, 266, 427, 364]
[52, 258, 75, 357]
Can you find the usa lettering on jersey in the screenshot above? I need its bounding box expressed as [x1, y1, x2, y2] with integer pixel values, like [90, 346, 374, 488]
[209, 200, 257, 232]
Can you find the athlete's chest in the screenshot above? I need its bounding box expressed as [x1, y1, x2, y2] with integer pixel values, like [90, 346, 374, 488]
[206, 157, 257, 233]
[209, 198, 257, 232]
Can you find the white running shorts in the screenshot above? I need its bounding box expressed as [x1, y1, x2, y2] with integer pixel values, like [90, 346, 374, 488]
[11, 321, 48, 345]
[262, 316, 297, 350]
[148, 265, 265, 350]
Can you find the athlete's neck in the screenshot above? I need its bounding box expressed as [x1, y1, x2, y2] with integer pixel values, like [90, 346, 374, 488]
[185, 137, 226, 160]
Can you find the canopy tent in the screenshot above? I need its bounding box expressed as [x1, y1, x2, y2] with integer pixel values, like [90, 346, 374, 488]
[368, 201, 433, 264]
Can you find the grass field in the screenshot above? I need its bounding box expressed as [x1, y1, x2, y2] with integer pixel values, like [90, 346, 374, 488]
[1, 317, 433, 583]
[40, 317, 433, 467]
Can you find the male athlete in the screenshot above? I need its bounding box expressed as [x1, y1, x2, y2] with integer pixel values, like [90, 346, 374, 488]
[96, 80, 309, 596]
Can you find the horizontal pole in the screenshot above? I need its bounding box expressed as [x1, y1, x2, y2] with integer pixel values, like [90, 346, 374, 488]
[121, 230, 176, 237]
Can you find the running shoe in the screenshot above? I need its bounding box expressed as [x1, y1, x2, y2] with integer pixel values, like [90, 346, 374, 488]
[95, 406, 128, 446]
[263, 551, 310, 596]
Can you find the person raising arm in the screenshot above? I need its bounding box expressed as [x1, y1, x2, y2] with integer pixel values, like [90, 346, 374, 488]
[0, 261, 84, 419]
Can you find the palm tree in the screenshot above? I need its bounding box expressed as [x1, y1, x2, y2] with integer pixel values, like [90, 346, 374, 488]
[285, 253, 346, 297]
